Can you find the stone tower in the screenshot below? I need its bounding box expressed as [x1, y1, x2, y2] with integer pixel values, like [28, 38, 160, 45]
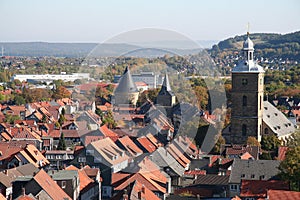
[230, 34, 265, 144]
[156, 74, 176, 107]
[114, 66, 139, 106]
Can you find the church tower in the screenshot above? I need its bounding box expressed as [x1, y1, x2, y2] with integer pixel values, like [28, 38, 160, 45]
[156, 74, 176, 107]
[230, 33, 265, 144]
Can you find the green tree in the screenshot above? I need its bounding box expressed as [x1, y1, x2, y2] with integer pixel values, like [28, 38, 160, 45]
[261, 135, 281, 151]
[57, 132, 67, 150]
[14, 95, 26, 105]
[278, 146, 300, 191]
[101, 110, 117, 129]
[5, 114, 21, 124]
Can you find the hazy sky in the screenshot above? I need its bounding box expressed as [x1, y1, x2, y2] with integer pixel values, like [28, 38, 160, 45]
[1, 0, 299, 42]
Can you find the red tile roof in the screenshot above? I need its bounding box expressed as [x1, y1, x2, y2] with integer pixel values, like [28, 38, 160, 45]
[33, 169, 71, 200]
[117, 136, 143, 157]
[130, 180, 160, 200]
[99, 125, 119, 141]
[136, 137, 156, 153]
[240, 180, 289, 198]
[84, 135, 104, 145]
[267, 189, 300, 200]
[66, 165, 94, 191]
[184, 170, 206, 175]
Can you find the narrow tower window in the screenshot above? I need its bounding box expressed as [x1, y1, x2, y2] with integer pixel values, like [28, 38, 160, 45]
[242, 124, 247, 136]
[260, 96, 262, 110]
[243, 95, 247, 106]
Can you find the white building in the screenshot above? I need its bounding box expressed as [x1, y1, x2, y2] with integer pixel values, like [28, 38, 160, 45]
[11, 73, 90, 83]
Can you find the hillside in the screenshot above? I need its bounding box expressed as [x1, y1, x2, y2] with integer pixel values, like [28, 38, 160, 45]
[210, 31, 300, 61]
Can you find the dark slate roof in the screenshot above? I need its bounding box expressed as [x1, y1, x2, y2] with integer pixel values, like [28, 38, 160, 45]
[158, 74, 174, 96]
[229, 159, 281, 184]
[193, 174, 229, 185]
[114, 66, 138, 93]
[189, 158, 210, 170]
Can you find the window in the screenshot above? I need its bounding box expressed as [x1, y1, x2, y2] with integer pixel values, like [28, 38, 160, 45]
[241, 174, 245, 178]
[249, 52, 253, 60]
[242, 78, 248, 85]
[243, 95, 247, 106]
[260, 78, 263, 85]
[61, 181, 66, 189]
[259, 175, 265, 180]
[251, 174, 255, 178]
[260, 96, 262, 110]
[264, 128, 268, 135]
[78, 157, 86, 162]
[242, 124, 247, 136]
[86, 150, 94, 156]
[230, 184, 238, 191]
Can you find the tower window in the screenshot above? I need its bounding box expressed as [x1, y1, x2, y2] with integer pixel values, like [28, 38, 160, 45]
[260, 96, 262, 110]
[249, 52, 253, 60]
[242, 78, 248, 85]
[242, 124, 247, 136]
[243, 95, 247, 106]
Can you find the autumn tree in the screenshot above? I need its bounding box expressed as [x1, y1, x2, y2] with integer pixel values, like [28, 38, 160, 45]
[247, 136, 261, 147]
[52, 86, 71, 99]
[278, 130, 300, 191]
[213, 135, 226, 154]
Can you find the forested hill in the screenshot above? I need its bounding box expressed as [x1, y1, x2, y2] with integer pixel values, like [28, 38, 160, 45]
[210, 31, 300, 61]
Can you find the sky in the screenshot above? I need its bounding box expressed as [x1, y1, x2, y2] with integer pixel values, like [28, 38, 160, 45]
[0, 0, 299, 43]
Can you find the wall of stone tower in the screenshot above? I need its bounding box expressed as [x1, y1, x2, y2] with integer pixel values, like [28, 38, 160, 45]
[230, 72, 264, 143]
[156, 94, 176, 107]
[114, 92, 139, 106]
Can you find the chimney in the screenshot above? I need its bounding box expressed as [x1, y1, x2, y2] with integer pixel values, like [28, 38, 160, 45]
[22, 187, 25, 196]
[123, 189, 128, 200]
[141, 184, 145, 193]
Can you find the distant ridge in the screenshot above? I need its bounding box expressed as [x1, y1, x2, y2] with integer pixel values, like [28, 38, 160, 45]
[210, 31, 300, 60]
[0, 42, 203, 57]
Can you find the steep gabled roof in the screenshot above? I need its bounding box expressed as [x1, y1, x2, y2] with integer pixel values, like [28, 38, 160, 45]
[263, 101, 296, 137]
[130, 180, 160, 200]
[33, 169, 71, 200]
[117, 136, 143, 157]
[89, 137, 129, 166]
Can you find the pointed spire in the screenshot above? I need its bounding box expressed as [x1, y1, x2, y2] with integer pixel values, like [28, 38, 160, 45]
[159, 74, 173, 96]
[123, 66, 129, 75]
[115, 66, 138, 93]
